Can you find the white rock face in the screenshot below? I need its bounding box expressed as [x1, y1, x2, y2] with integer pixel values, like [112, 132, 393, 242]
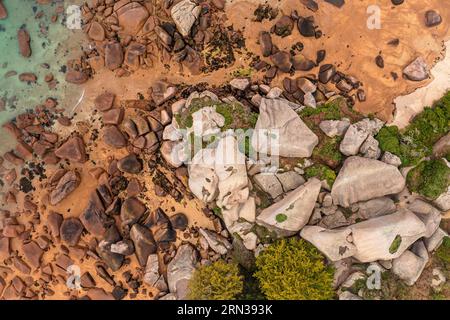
[350, 209, 427, 263]
[331, 156, 406, 207]
[252, 98, 318, 158]
[167, 244, 197, 299]
[144, 254, 167, 291]
[227, 221, 258, 250]
[188, 148, 219, 202]
[229, 78, 250, 90]
[171, 0, 201, 37]
[392, 241, 429, 286]
[191, 106, 225, 137]
[300, 226, 357, 261]
[319, 119, 350, 138]
[256, 178, 321, 236]
[160, 140, 186, 168]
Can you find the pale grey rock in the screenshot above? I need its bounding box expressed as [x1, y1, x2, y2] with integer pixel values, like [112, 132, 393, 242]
[331, 156, 406, 207]
[339, 119, 383, 156]
[392, 241, 428, 286]
[308, 208, 322, 225]
[356, 197, 396, 220]
[252, 98, 318, 158]
[403, 57, 429, 81]
[341, 271, 366, 289]
[381, 151, 402, 167]
[350, 209, 427, 263]
[276, 171, 305, 192]
[159, 293, 177, 300]
[227, 221, 257, 250]
[253, 173, 283, 199]
[360, 135, 381, 159]
[407, 199, 441, 238]
[230, 78, 250, 91]
[199, 90, 219, 101]
[256, 178, 321, 236]
[191, 106, 225, 137]
[110, 240, 134, 256]
[199, 228, 232, 255]
[171, 0, 201, 37]
[163, 123, 183, 141]
[266, 87, 283, 99]
[239, 197, 256, 222]
[167, 244, 198, 299]
[171, 99, 186, 114]
[303, 92, 316, 108]
[144, 254, 168, 291]
[300, 226, 356, 261]
[333, 258, 352, 288]
[424, 228, 448, 252]
[431, 268, 446, 289]
[251, 94, 262, 107]
[319, 119, 350, 138]
[319, 210, 349, 229]
[188, 148, 219, 202]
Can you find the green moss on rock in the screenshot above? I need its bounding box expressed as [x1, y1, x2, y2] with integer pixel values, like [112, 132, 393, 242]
[406, 159, 450, 200]
[305, 164, 336, 187]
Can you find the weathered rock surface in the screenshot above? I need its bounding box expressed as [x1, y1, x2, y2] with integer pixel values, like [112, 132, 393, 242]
[171, 0, 201, 37]
[331, 156, 405, 207]
[256, 178, 321, 236]
[403, 57, 429, 81]
[60, 218, 84, 246]
[356, 197, 396, 220]
[50, 171, 80, 205]
[17, 28, 31, 58]
[319, 119, 350, 138]
[199, 228, 232, 255]
[130, 224, 157, 267]
[117, 2, 149, 35]
[167, 244, 197, 299]
[300, 226, 357, 261]
[55, 136, 86, 163]
[350, 209, 426, 262]
[339, 119, 383, 156]
[252, 98, 318, 158]
[392, 241, 428, 286]
[121, 197, 146, 226]
[117, 153, 142, 174]
[407, 199, 441, 238]
[434, 186, 450, 211]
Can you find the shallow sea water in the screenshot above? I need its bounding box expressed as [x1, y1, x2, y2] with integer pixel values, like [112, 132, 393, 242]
[0, 0, 84, 151]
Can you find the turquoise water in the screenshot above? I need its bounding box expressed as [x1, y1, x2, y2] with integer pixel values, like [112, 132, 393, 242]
[0, 0, 85, 150]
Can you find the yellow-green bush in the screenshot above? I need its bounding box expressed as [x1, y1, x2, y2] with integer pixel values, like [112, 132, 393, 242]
[254, 238, 335, 300]
[188, 260, 244, 300]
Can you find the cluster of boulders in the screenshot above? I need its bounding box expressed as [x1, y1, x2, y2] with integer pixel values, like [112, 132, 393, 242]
[157, 77, 449, 299]
[70, 0, 233, 82]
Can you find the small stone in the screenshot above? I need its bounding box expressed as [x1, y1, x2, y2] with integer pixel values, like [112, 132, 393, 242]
[60, 218, 84, 246]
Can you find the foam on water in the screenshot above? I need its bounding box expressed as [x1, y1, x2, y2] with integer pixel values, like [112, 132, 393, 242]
[0, 0, 85, 151]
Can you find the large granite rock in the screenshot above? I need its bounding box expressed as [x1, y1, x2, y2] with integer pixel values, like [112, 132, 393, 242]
[188, 148, 218, 203]
[350, 209, 426, 263]
[167, 244, 197, 300]
[356, 197, 396, 220]
[392, 241, 428, 285]
[256, 178, 321, 236]
[339, 119, 383, 156]
[300, 226, 356, 261]
[252, 98, 318, 158]
[407, 199, 441, 238]
[331, 156, 405, 207]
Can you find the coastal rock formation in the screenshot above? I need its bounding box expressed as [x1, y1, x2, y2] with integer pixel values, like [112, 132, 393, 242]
[331, 156, 405, 207]
[252, 98, 318, 158]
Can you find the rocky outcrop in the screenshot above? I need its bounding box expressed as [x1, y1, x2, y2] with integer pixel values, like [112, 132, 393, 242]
[252, 98, 318, 158]
[331, 156, 405, 207]
[256, 178, 321, 236]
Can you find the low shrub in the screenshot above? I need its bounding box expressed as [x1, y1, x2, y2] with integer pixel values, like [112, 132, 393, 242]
[188, 260, 244, 300]
[305, 164, 336, 187]
[254, 238, 335, 300]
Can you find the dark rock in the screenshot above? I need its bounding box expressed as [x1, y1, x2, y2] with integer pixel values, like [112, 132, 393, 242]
[375, 55, 384, 68]
[316, 50, 326, 64]
[301, 0, 319, 12]
[105, 42, 124, 70]
[298, 16, 316, 37]
[324, 0, 345, 8]
[80, 192, 110, 237]
[291, 54, 315, 71]
[103, 108, 124, 125]
[55, 136, 87, 163]
[47, 211, 63, 238]
[318, 64, 336, 83]
[425, 10, 442, 27]
[170, 213, 188, 230]
[130, 224, 157, 267]
[270, 51, 292, 73]
[259, 31, 272, 57]
[60, 218, 84, 246]
[103, 125, 127, 148]
[22, 241, 43, 269]
[65, 70, 89, 84]
[274, 15, 294, 37]
[117, 153, 142, 174]
[97, 225, 124, 271]
[145, 208, 176, 244]
[120, 197, 146, 225]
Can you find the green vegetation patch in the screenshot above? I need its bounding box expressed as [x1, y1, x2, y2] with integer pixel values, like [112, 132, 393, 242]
[436, 236, 450, 270]
[275, 213, 287, 223]
[188, 260, 244, 300]
[175, 97, 258, 131]
[254, 238, 335, 300]
[312, 136, 343, 168]
[375, 91, 450, 166]
[305, 164, 337, 187]
[389, 235, 402, 254]
[406, 159, 450, 200]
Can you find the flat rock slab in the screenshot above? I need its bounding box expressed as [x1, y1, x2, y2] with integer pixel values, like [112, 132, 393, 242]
[252, 98, 318, 158]
[331, 156, 405, 207]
